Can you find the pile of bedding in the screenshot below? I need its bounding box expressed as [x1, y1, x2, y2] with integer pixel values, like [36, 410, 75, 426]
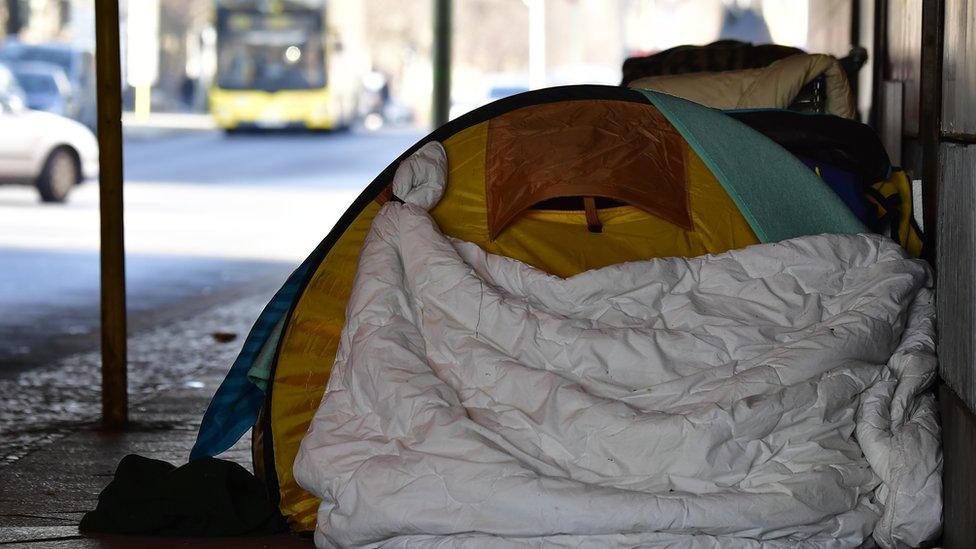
[294, 144, 941, 548]
[627, 53, 854, 118]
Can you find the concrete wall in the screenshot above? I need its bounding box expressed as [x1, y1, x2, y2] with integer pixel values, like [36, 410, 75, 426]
[937, 0, 976, 415]
[887, 0, 922, 136]
[943, 0, 976, 136]
[886, 0, 976, 544]
[938, 143, 976, 411]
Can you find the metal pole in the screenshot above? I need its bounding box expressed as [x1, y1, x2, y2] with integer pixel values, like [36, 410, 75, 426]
[847, 0, 862, 111]
[94, 0, 128, 428]
[919, 0, 944, 261]
[432, 0, 452, 128]
[868, 0, 888, 130]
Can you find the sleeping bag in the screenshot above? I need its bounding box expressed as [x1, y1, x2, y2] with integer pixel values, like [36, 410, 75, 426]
[294, 144, 941, 548]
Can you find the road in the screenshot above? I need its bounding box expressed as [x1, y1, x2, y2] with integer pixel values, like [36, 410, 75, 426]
[0, 126, 422, 376]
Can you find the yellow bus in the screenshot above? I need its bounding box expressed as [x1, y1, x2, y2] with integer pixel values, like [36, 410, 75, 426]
[210, 0, 359, 131]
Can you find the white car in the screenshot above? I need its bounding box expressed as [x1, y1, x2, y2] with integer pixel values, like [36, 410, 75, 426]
[0, 92, 98, 202]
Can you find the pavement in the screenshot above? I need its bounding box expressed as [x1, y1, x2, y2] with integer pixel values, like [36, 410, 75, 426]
[0, 290, 312, 547]
[0, 119, 423, 546]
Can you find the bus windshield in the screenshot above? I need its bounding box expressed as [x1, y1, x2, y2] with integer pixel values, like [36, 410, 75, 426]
[216, 9, 326, 91]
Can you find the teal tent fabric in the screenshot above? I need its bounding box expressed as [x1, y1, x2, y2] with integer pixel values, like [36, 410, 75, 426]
[246, 317, 284, 392]
[638, 89, 866, 241]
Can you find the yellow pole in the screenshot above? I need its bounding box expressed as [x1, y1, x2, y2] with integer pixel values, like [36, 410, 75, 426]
[135, 84, 151, 120]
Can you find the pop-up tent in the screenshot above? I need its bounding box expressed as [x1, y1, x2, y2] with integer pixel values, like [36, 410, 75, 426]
[191, 85, 871, 531]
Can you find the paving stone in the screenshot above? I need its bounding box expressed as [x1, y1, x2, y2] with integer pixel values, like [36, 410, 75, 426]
[0, 293, 313, 546]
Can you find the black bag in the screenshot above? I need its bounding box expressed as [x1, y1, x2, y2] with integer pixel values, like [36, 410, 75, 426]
[80, 454, 283, 536]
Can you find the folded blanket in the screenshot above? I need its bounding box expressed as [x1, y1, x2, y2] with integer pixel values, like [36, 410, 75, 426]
[295, 189, 940, 547]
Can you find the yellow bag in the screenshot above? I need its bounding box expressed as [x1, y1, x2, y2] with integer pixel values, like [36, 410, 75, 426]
[867, 169, 924, 257]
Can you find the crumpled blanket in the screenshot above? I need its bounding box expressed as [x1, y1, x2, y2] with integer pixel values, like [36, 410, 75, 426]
[294, 147, 941, 549]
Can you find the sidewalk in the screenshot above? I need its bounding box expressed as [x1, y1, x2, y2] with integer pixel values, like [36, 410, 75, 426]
[122, 111, 218, 141]
[0, 292, 312, 547]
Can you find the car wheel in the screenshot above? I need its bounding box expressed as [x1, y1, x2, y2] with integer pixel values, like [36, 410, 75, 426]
[36, 148, 79, 203]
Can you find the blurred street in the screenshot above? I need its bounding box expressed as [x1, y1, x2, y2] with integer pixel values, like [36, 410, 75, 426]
[0, 124, 422, 376]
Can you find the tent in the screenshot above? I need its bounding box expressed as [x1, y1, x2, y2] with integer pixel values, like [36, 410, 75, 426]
[191, 85, 870, 531]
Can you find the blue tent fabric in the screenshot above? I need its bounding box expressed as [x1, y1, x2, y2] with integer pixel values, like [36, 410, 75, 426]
[798, 156, 872, 224]
[190, 260, 313, 461]
[638, 90, 866, 241]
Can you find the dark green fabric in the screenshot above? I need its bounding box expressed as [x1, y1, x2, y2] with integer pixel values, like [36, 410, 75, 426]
[80, 454, 283, 536]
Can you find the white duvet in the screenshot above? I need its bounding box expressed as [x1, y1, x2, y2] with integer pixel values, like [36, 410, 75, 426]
[295, 143, 941, 548]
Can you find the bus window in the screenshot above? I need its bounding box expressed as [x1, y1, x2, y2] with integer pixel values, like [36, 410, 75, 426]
[215, 10, 326, 91]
